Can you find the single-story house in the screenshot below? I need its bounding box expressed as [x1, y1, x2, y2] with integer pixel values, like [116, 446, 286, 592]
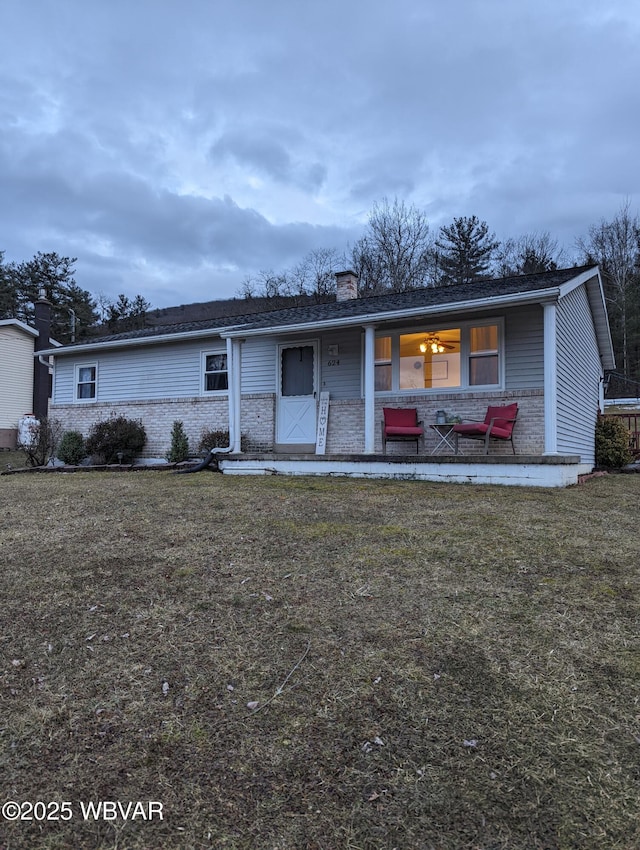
[38, 265, 615, 486]
[1, 296, 56, 448]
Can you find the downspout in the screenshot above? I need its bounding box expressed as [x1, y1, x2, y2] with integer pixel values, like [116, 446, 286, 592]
[231, 338, 243, 453]
[175, 338, 238, 473]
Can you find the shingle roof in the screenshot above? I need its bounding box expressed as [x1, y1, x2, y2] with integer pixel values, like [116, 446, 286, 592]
[56, 265, 597, 349]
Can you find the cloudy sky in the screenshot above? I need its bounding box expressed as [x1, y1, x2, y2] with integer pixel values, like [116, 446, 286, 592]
[2, 0, 639, 308]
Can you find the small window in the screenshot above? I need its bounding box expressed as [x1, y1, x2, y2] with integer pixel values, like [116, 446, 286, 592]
[203, 352, 228, 392]
[76, 364, 97, 401]
[375, 336, 392, 391]
[469, 324, 499, 386]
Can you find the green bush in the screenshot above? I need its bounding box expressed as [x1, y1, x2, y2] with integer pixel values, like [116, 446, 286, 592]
[85, 415, 147, 464]
[595, 416, 632, 468]
[57, 430, 86, 465]
[167, 420, 190, 463]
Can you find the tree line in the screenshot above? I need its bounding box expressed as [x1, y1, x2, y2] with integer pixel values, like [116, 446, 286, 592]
[0, 251, 152, 342]
[239, 198, 640, 385]
[2, 198, 639, 382]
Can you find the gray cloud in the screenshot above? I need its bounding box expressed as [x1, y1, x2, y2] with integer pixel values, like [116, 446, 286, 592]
[1, 0, 639, 306]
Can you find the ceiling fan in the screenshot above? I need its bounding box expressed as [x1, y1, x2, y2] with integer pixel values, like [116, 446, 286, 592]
[419, 334, 456, 354]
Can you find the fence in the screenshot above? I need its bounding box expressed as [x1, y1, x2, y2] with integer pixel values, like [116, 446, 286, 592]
[603, 412, 640, 457]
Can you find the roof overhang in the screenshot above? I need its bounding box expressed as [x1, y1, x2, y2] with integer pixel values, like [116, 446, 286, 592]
[35, 325, 231, 357]
[219, 288, 563, 339]
[37, 267, 615, 369]
[0, 318, 38, 337]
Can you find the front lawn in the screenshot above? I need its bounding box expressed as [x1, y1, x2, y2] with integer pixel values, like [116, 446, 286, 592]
[1, 470, 638, 849]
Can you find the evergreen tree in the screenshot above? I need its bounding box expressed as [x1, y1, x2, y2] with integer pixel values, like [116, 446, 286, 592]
[495, 232, 564, 277]
[9, 252, 98, 341]
[106, 293, 152, 331]
[435, 215, 499, 286]
[0, 251, 19, 318]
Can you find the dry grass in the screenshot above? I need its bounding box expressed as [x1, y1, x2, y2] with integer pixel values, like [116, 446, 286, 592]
[0, 469, 639, 850]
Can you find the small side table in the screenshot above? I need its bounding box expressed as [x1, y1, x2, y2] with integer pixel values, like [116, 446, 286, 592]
[430, 423, 458, 455]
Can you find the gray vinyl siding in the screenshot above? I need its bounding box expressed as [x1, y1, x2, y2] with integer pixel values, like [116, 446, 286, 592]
[53, 359, 76, 404]
[241, 338, 277, 393]
[319, 330, 362, 399]
[504, 306, 544, 389]
[556, 286, 601, 463]
[240, 332, 362, 399]
[53, 337, 225, 403]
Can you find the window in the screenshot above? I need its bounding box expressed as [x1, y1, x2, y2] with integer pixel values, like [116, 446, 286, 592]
[372, 321, 501, 393]
[375, 337, 392, 391]
[75, 364, 97, 401]
[469, 324, 499, 386]
[400, 330, 461, 390]
[203, 351, 228, 392]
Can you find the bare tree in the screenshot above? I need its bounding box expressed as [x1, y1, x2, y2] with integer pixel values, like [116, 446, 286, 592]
[577, 201, 640, 377]
[289, 248, 346, 300]
[495, 232, 565, 277]
[350, 198, 433, 293]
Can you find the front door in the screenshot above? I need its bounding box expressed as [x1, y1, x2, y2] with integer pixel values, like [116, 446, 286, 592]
[276, 342, 318, 448]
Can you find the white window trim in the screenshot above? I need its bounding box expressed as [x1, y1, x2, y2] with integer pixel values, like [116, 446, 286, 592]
[74, 362, 98, 403]
[201, 349, 229, 395]
[366, 318, 505, 396]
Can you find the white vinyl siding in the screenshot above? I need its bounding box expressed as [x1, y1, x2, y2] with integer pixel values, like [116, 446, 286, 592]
[556, 287, 601, 463]
[0, 326, 35, 427]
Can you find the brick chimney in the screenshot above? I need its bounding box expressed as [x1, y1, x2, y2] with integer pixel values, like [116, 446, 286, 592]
[33, 289, 52, 420]
[335, 270, 359, 302]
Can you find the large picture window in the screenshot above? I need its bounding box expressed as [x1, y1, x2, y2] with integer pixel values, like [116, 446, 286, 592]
[372, 321, 502, 393]
[203, 351, 228, 392]
[75, 364, 97, 401]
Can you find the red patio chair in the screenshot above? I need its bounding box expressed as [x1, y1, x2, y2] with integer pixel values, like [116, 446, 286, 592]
[382, 408, 424, 454]
[452, 403, 518, 454]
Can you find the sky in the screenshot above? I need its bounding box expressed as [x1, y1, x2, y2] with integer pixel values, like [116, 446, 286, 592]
[1, 0, 639, 309]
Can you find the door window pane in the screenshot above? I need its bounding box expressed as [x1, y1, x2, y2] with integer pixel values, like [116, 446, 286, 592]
[281, 346, 314, 396]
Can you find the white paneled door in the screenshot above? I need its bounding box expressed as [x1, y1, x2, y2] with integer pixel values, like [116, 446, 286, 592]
[276, 342, 318, 446]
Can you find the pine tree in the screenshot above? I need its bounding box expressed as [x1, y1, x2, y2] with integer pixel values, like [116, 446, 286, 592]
[435, 215, 499, 286]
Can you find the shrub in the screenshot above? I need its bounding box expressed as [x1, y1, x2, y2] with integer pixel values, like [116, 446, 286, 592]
[595, 415, 632, 468]
[57, 430, 86, 465]
[167, 420, 190, 463]
[197, 428, 248, 454]
[85, 415, 147, 464]
[17, 417, 62, 467]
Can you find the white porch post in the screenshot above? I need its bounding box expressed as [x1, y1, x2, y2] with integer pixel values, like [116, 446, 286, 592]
[363, 324, 376, 453]
[543, 302, 559, 455]
[227, 337, 243, 454]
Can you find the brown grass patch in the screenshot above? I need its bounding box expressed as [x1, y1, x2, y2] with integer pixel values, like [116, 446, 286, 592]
[1, 470, 639, 849]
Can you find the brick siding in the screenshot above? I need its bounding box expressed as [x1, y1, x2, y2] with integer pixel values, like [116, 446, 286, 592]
[52, 389, 544, 458]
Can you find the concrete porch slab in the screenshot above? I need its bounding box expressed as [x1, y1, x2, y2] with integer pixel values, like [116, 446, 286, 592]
[218, 453, 588, 488]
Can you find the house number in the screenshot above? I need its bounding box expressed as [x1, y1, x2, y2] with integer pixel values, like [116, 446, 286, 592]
[327, 359, 340, 367]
